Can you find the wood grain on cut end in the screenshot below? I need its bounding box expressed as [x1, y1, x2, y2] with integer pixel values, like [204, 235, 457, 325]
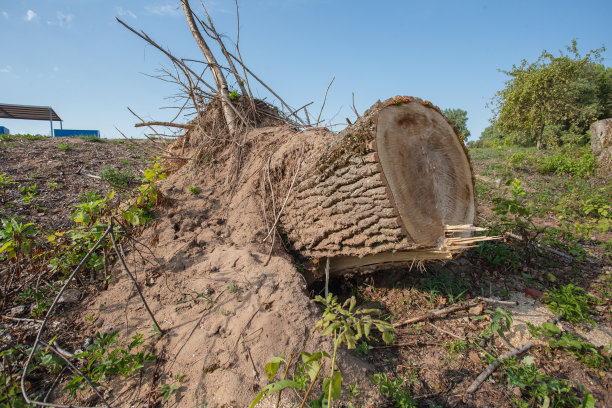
[376, 102, 475, 246]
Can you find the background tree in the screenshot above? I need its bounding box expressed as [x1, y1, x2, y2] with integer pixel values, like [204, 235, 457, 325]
[443, 108, 471, 141]
[492, 40, 610, 149]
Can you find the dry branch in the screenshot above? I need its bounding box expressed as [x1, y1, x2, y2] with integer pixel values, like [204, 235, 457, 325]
[466, 342, 534, 394]
[180, 0, 237, 133]
[393, 297, 518, 328]
[134, 121, 194, 129]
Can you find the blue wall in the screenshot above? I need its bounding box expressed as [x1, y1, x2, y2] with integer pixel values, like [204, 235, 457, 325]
[0, 126, 9, 135]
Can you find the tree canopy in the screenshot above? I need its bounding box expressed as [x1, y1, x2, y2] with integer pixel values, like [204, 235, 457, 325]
[492, 40, 611, 148]
[443, 108, 471, 141]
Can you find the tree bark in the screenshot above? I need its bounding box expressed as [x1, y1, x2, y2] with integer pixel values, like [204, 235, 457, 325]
[180, 0, 237, 134]
[276, 96, 488, 273]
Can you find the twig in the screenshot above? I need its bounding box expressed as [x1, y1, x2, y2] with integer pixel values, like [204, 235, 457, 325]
[262, 145, 305, 242]
[134, 121, 193, 129]
[1, 315, 44, 324]
[110, 224, 164, 334]
[477, 297, 518, 306]
[324, 258, 330, 299]
[429, 322, 466, 341]
[466, 342, 534, 394]
[227, 52, 305, 126]
[275, 353, 294, 408]
[351, 92, 360, 118]
[394, 300, 478, 328]
[393, 297, 518, 328]
[21, 223, 113, 407]
[316, 77, 335, 126]
[289, 101, 314, 117]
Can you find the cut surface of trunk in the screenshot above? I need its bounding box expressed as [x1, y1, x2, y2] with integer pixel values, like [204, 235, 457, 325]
[375, 102, 475, 246]
[275, 96, 488, 273]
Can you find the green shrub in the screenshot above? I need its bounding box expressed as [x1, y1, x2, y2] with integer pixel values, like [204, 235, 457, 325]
[537, 150, 595, 178]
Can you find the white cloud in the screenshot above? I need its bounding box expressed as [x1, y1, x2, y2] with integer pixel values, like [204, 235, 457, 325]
[0, 66, 11, 73]
[145, 5, 181, 16]
[24, 9, 38, 22]
[57, 11, 74, 27]
[2, 11, 8, 19]
[115, 7, 137, 19]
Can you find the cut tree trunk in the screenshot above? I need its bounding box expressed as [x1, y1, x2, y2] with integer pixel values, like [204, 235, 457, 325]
[278, 96, 492, 273]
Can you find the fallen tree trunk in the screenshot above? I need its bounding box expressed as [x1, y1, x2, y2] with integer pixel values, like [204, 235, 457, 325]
[276, 96, 493, 273]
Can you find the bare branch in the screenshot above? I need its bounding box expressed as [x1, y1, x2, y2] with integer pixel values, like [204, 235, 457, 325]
[135, 121, 193, 129]
[180, 0, 237, 134]
[316, 76, 335, 125]
[351, 92, 360, 118]
[227, 51, 306, 126]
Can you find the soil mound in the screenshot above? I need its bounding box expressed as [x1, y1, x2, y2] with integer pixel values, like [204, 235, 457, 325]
[86, 122, 381, 406]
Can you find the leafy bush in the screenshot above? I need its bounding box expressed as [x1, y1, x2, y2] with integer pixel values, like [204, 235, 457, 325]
[537, 150, 595, 178]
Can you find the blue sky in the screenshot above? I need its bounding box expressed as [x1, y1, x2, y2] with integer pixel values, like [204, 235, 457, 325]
[1, 0, 610, 140]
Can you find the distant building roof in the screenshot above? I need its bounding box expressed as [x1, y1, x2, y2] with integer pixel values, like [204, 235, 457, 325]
[0, 103, 62, 121]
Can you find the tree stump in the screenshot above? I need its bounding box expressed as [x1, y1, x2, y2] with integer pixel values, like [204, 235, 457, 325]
[279, 96, 490, 273]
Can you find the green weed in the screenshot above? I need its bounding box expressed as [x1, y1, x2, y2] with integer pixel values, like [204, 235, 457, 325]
[157, 373, 185, 401]
[65, 331, 156, 397]
[370, 373, 416, 408]
[58, 142, 72, 151]
[528, 322, 611, 371]
[189, 185, 199, 195]
[503, 356, 594, 408]
[542, 284, 597, 326]
[0, 216, 37, 260]
[99, 165, 133, 187]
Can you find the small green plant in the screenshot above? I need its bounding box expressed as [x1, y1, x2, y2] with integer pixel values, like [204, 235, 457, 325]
[370, 373, 416, 408]
[0, 173, 15, 201]
[70, 190, 114, 226]
[65, 331, 156, 397]
[99, 165, 133, 187]
[47, 181, 59, 189]
[58, 142, 72, 151]
[121, 158, 168, 226]
[528, 322, 611, 371]
[228, 89, 241, 101]
[19, 183, 39, 204]
[542, 284, 597, 326]
[502, 355, 594, 408]
[315, 294, 395, 406]
[227, 281, 237, 293]
[251, 294, 395, 408]
[353, 340, 373, 356]
[157, 373, 185, 401]
[189, 185, 200, 195]
[443, 339, 471, 363]
[0, 216, 37, 260]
